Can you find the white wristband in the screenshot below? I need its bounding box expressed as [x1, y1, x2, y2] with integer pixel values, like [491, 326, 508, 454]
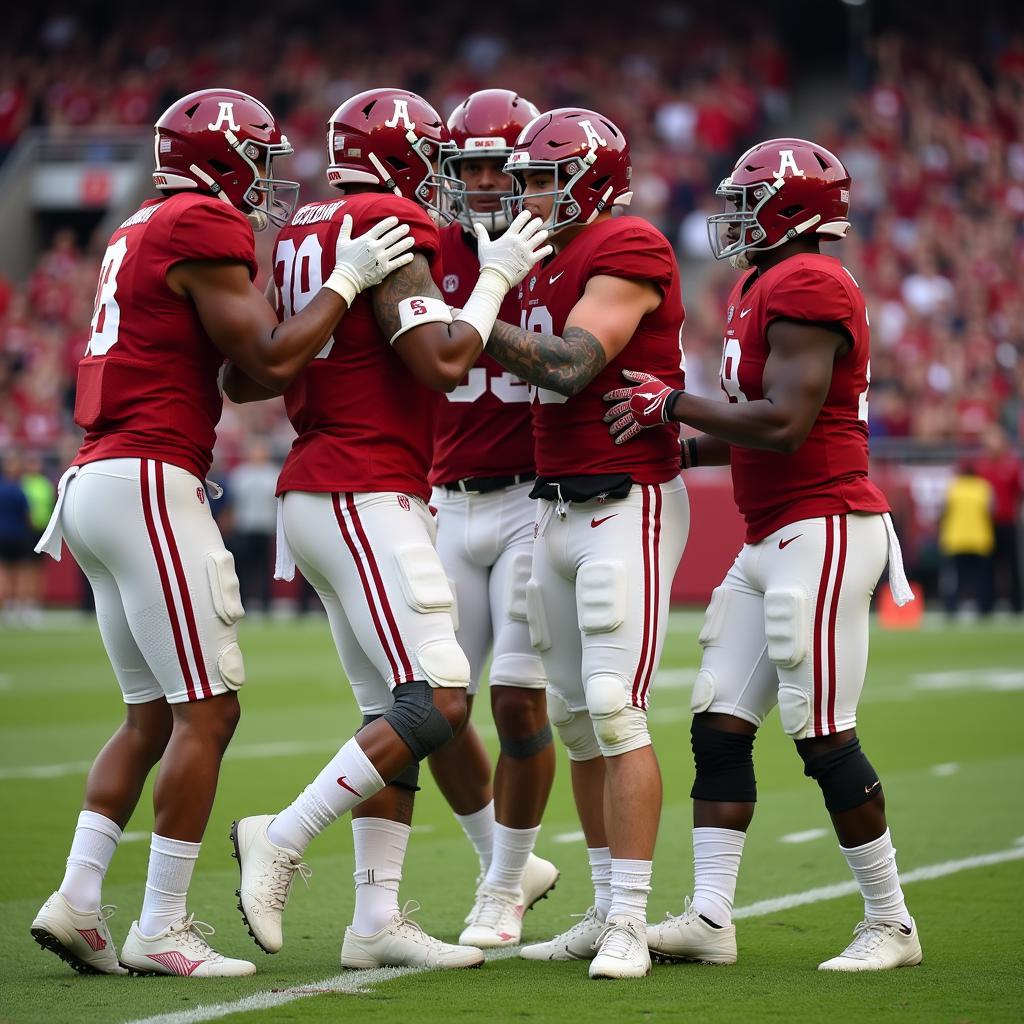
[323, 267, 358, 307]
[454, 268, 509, 348]
[390, 295, 454, 345]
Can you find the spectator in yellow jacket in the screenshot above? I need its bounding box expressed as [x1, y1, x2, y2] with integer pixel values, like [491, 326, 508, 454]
[939, 462, 995, 617]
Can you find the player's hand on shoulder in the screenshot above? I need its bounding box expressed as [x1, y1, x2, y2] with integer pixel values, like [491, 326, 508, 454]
[324, 215, 416, 306]
[475, 212, 553, 289]
[603, 369, 680, 445]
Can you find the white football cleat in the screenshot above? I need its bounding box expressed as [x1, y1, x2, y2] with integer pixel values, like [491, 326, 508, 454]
[460, 886, 524, 947]
[818, 918, 922, 972]
[120, 916, 256, 977]
[521, 853, 560, 910]
[341, 902, 484, 970]
[231, 815, 311, 954]
[589, 915, 651, 979]
[646, 899, 737, 964]
[519, 906, 605, 962]
[30, 892, 127, 975]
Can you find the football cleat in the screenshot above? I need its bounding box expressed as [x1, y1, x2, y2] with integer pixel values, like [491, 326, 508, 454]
[341, 902, 484, 970]
[30, 892, 127, 975]
[519, 906, 605, 961]
[120, 915, 256, 977]
[646, 898, 737, 965]
[231, 815, 311, 954]
[459, 886, 524, 948]
[521, 853, 560, 911]
[818, 918, 922, 972]
[589, 915, 651, 979]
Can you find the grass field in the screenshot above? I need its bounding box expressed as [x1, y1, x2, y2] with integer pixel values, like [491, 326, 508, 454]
[1, 610, 1022, 1024]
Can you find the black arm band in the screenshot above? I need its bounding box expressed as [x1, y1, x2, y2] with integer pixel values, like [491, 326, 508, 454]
[681, 436, 700, 470]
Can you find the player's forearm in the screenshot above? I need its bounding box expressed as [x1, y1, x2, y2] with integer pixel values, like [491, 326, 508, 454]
[669, 392, 803, 453]
[222, 363, 282, 404]
[487, 321, 606, 397]
[249, 290, 347, 390]
[683, 433, 732, 467]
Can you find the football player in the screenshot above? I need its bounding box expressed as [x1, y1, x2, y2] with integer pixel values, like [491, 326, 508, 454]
[30, 88, 413, 977]
[479, 109, 689, 979]
[426, 88, 559, 949]
[604, 138, 922, 972]
[227, 88, 551, 970]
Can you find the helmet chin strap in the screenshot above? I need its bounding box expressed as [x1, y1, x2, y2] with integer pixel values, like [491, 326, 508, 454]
[247, 210, 269, 231]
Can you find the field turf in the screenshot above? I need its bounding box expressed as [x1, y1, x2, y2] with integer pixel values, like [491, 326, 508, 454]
[1, 611, 1022, 1023]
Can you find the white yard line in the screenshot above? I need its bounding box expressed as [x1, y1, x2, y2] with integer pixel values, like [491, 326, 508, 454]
[931, 762, 959, 777]
[779, 828, 829, 844]
[552, 830, 585, 844]
[123, 843, 1024, 1024]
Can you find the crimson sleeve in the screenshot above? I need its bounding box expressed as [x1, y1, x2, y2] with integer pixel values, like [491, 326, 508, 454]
[588, 221, 676, 297]
[765, 267, 856, 333]
[163, 198, 258, 280]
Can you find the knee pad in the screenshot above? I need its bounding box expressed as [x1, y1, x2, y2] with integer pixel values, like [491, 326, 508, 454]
[383, 679, 454, 761]
[416, 637, 471, 689]
[799, 737, 881, 814]
[361, 713, 419, 790]
[689, 717, 757, 803]
[505, 551, 532, 624]
[489, 651, 546, 688]
[499, 723, 553, 760]
[576, 562, 626, 635]
[546, 689, 600, 762]
[217, 641, 246, 691]
[585, 674, 650, 756]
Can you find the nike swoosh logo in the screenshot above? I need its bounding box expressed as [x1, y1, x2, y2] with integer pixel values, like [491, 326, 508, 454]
[739, 308, 752, 318]
[336, 776, 362, 796]
[865, 779, 881, 795]
[778, 534, 802, 549]
[591, 514, 617, 528]
[549, 271, 564, 284]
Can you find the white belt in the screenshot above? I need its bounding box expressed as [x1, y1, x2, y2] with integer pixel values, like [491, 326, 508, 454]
[34, 465, 79, 561]
[882, 512, 914, 607]
[274, 495, 296, 581]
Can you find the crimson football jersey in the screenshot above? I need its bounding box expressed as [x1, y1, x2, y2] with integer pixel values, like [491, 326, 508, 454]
[430, 223, 534, 485]
[720, 252, 889, 542]
[515, 216, 684, 483]
[275, 193, 443, 501]
[74, 194, 257, 480]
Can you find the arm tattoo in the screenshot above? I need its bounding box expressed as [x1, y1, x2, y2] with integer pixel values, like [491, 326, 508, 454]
[488, 322, 606, 397]
[371, 253, 444, 339]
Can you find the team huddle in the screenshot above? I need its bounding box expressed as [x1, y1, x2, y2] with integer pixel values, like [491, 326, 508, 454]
[29, 83, 923, 982]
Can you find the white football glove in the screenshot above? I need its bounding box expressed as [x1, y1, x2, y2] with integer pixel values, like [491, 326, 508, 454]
[474, 211, 553, 288]
[324, 215, 416, 305]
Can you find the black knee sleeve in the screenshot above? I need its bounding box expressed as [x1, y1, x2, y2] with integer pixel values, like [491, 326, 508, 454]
[499, 722, 553, 760]
[361, 713, 420, 791]
[383, 680, 454, 761]
[689, 718, 757, 803]
[799, 738, 881, 814]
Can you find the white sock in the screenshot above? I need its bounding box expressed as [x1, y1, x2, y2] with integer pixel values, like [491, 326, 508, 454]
[455, 801, 495, 874]
[139, 834, 200, 937]
[351, 817, 410, 935]
[58, 810, 122, 911]
[484, 823, 540, 895]
[268, 738, 385, 854]
[609, 858, 653, 926]
[587, 846, 612, 920]
[691, 826, 746, 927]
[841, 828, 912, 929]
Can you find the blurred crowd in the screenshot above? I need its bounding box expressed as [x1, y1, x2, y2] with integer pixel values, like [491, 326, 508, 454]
[0, 3, 1021, 609]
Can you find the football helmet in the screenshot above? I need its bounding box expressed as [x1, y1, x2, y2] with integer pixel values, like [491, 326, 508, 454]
[153, 88, 297, 231]
[326, 88, 462, 221]
[444, 89, 541, 234]
[503, 107, 632, 232]
[707, 137, 852, 269]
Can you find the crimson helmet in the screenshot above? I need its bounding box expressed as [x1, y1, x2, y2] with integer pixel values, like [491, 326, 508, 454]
[707, 137, 852, 269]
[443, 89, 541, 234]
[153, 88, 297, 231]
[326, 88, 462, 220]
[503, 107, 632, 233]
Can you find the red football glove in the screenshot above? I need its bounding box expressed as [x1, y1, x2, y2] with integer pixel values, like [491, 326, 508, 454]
[603, 370, 681, 445]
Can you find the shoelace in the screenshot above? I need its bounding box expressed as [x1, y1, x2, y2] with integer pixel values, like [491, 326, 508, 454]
[844, 920, 899, 955]
[555, 906, 601, 941]
[99, 904, 118, 924]
[390, 900, 444, 949]
[658, 896, 700, 927]
[593, 919, 644, 957]
[265, 853, 312, 910]
[170, 915, 223, 961]
[467, 889, 519, 928]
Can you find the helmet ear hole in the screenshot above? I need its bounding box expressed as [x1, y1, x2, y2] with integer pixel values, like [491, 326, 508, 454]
[208, 159, 233, 175]
[589, 175, 610, 194]
[780, 204, 805, 219]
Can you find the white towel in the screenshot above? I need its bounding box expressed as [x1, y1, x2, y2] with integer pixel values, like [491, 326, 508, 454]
[34, 466, 79, 561]
[274, 496, 296, 581]
[882, 512, 915, 606]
